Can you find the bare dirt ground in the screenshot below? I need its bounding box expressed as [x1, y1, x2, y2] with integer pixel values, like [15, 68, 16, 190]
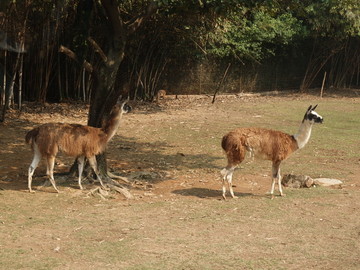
[0, 93, 360, 269]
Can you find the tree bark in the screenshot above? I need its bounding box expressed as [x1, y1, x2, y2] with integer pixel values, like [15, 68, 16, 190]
[0, 51, 21, 122]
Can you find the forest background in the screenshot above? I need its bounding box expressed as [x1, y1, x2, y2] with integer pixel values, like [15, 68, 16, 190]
[0, 0, 359, 122]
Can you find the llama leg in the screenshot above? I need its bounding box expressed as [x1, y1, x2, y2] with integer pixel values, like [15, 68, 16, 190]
[270, 178, 276, 199]
[46, 156, 59, 193]
[226, 169, 236, 198]
[221, 168, 228, 199]
[28, 145, 42, 193]
[221, 167, 236, 199]
[88, 156, 106, 188]
[77, 156, 85, 190]
[222, 177, 227, 199]
[271, 161, 282, 198]
[277, 169, 284, 197]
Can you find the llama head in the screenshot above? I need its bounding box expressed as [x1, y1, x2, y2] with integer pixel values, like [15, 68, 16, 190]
[116, 96, 132, 114]
[122, 102, 132, 114]
[303, 105, 323, 124]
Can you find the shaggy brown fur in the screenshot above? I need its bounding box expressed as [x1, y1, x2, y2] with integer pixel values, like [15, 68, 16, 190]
[221, 128, 298, 166]
[220, 127, 298, 200]
[25, 100, 130, 193]
[26, 123, 109, 158]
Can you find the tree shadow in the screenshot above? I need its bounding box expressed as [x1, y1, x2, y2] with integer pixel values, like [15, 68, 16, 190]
[0, 111, 225, 192]
[172, 188, 252, 199]
[107, 135, 224, 179]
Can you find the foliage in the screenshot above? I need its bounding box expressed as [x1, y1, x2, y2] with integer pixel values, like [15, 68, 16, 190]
[206, 10, 304, 61]
[304, 0, 360, 38]
[0, 0, 359, 108]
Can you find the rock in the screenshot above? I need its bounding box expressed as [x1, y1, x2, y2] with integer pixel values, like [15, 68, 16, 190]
[282, 174, 314, 188]
[313, 178, 343, 187]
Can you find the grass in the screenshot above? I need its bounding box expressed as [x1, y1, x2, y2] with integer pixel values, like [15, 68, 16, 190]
[1, 95, 360, 269]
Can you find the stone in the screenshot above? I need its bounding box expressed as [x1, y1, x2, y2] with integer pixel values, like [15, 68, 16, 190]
[313, 178, 343, 187]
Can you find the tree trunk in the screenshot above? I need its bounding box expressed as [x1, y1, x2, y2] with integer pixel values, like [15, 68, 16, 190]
[66, 0, 158, 189]
[0, 51, 21, 122]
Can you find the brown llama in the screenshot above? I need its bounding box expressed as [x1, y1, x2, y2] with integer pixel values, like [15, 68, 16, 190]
[155, 90, 166, 103]
[25, 99, 131, 193]
[221, 105, 323, 199]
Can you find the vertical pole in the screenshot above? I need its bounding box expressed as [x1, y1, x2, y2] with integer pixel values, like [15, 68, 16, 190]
[320, 71, 327, 98]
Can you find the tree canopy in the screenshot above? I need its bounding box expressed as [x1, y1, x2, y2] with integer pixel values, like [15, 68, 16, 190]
[0, 0, 359, 112]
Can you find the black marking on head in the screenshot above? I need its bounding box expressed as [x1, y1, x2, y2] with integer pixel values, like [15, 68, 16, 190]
[303, 105, 323, 124]
[123, 103, 132, 113]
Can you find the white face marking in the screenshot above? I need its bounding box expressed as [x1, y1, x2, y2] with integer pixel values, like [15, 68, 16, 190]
[307, 110, 323, 123]
[310, 111, 322, 119]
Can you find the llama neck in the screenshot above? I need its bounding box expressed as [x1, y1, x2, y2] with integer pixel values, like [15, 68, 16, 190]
[293, 121, 313, 149]
[103, 111, 124, 142]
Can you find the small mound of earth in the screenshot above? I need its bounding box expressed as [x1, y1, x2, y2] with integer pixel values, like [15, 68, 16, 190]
[282, 174, 314, 188]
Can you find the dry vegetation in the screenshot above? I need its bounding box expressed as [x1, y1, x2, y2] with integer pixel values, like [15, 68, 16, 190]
[0, 93, 360, 269]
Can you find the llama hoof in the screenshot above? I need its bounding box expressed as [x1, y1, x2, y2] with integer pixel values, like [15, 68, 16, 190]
[231, 195, 238, 199]
[222, 194, 227, 200]
[271, 194, 275, 200]
[29, 190, 35, 193]
[280, 193, 286, 197]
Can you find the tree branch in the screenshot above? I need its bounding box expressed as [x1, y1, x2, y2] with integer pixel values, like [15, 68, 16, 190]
[87, 36, 107, 63]
[59, 45, 93, 73]
[126, 2, 158, 34]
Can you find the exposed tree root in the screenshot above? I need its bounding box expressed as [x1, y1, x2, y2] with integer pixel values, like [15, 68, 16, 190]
[86, 182, 134, 200]
[85, 175, 134, 200]
[37, 172, 135, 199]
[104, 176, 134, 199]
[107, 171, 130, 183]
[86, 187, 108, 200]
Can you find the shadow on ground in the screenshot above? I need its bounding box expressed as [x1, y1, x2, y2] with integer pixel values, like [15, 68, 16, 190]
[172, 187, 252, 199]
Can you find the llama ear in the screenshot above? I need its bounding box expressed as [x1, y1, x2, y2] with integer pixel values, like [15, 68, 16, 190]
[116, 95, 122, 103]
[312, 104, 318, 111]
[116, 95, 130, 104]
[307, 105, 312, 112]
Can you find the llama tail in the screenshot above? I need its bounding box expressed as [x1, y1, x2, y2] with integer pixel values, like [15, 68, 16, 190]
[221, 133, 246, 166]
[25, 128, 39, 145]
[220, 168, 228, 176]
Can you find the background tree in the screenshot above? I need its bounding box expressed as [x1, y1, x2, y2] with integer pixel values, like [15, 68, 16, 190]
[1, 0, 359, 189]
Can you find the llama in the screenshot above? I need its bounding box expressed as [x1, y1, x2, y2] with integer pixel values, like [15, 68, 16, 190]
[221, 105, 323, 199]
[156, 90, 166, 103]
[25, 99, 131, 193]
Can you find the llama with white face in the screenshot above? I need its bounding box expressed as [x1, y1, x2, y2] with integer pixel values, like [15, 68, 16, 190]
[25, 98, 131, 193]
[221, 105, 323, 199]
